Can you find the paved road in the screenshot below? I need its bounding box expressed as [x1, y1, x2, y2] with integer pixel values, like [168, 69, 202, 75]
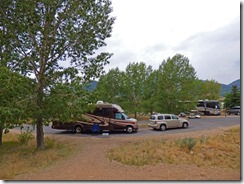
[28, 116, 240, 138]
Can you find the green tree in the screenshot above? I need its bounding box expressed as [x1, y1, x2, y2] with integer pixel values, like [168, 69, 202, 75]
[122, 62, 151, 118]
[224, 85, 240, 108]
[199, 79, 221, 100]
[1, 0, 115, 150]
[96, 68, 124, 104]
[156, 54, 199, 114]
[96, 62, 153, 118]
[0, 67, 34, 145]
[142, 69, 159, 115]
[0, 1, 13, 67]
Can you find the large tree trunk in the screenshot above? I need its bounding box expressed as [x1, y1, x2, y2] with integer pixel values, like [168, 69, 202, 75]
[134, 111, 137, 119]
[36, 117, 44, 150]
[0, 126, 3, 146]
[36, 81, 45, 150]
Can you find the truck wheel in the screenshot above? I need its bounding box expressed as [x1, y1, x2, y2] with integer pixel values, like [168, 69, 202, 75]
[126, 126, 133, 134]
[160, 124, 166, 131]
[75, 125, 83, 133]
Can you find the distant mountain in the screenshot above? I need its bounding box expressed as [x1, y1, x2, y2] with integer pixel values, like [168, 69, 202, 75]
[220, 79, 240, 97]
[83, 79, 240, 97]
[228, 79, 240, 89]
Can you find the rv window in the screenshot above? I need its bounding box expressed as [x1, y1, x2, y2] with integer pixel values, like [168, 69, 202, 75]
[102, 108, 114, 118]
[93, 108, 102, 116]
[115, 113, 124, 120]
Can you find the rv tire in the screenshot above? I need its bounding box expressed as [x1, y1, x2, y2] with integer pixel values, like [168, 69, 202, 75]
[126, 126, 133, 134]
[75, 125, 83, 134]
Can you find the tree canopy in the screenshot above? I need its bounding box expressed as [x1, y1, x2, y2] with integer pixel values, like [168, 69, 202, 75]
[155, 54, 199, 114]
[0, 67, 34, 145]
[0, 0, 115, 149]
[96, 54, 221, 116]
[224, 85, 240, 108]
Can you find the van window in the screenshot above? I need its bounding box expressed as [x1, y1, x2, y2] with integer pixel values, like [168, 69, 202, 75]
[158, 116, 164, 120]
[150, 115, 156, 120]
[164, 115, 171, 120]
[172, 115, 178, 119]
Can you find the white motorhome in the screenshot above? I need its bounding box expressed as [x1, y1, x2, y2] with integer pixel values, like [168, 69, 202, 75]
[197, 100, 221, 115]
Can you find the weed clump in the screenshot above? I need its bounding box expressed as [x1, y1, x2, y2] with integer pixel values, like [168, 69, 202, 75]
[107, 126, 240, 171]
[17, 127, 34, 145]
[175, 137, 197, 151]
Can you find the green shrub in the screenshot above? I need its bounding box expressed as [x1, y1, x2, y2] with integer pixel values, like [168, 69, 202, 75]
[175, 137, 196, 151]
[199, 136, 209, 144]
[45, 137, 56, 149]
[17, 127, 34, 145]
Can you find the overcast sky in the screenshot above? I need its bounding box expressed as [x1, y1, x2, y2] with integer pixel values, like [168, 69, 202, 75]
[99, 0, 240, 85]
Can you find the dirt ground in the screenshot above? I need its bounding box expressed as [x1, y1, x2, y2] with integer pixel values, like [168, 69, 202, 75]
[13, 126, 240, 181]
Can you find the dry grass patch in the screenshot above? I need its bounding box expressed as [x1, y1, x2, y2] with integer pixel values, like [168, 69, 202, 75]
[139, 124, 148, 129]
[129, 114, 150, 121]
[107, 126, 240, 171]
[0, 132, 79, 180]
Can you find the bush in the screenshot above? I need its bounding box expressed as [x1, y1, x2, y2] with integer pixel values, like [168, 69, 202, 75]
[199, 136, 209, 144]
[17, 127, 34, 145]
[45, 137, 56, 149]
[175, 137, 196, 151]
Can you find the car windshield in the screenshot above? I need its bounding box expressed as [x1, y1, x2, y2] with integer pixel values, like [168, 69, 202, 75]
[122, 113, 130, 119]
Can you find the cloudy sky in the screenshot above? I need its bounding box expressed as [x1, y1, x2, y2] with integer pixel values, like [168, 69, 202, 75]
[100, 0, 240, 85]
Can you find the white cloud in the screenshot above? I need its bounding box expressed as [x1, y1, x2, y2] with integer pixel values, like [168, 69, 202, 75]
[101, 0, 240, 84]
[175, 18, 240, 84]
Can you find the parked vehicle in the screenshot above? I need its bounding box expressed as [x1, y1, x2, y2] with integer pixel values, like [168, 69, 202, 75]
[148, 113, 189, 131]
[52, 101, 139, 133]
[197, 100, 221, 115]
[178, 112, 186, 117]
[188, 110, 201, 119]
[227, 106, 240, 115]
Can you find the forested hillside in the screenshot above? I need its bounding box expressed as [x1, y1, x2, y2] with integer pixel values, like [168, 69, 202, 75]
[220, 79, 240, 97]
[85, 79, 240, 97]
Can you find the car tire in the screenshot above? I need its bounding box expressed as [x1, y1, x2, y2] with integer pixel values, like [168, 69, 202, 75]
[75, 125, 83, 134]
[160, 124, 166, 131]
[182, 122, 188, 129]
[126, 126, 133, 134]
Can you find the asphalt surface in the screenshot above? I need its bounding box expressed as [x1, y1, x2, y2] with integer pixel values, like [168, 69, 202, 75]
[17, 116, 240, 138]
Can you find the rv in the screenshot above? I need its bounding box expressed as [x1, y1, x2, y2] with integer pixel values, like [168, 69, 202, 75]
[51, 101, 139, 133]
[196, 100, 221, 115]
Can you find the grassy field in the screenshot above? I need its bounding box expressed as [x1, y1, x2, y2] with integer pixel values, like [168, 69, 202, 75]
[0, 125, 240, 180]
[0, 132, 77, 180]
[107, 126, 240, 171]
